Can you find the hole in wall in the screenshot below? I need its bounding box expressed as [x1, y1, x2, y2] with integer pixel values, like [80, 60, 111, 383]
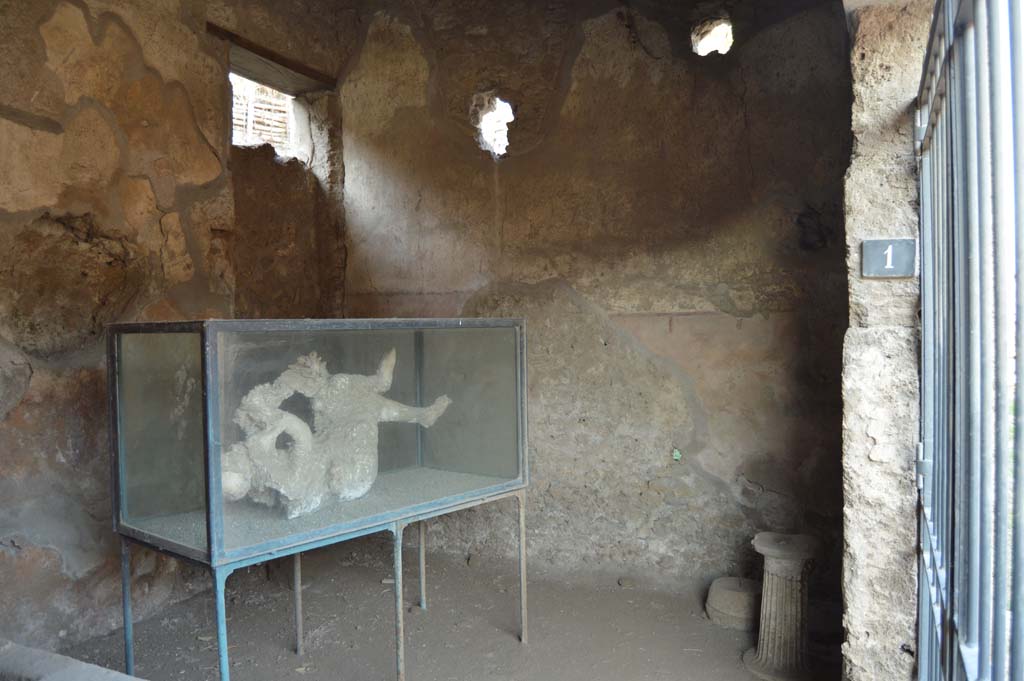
[470, 91, 515, 158]
[230, 72, 301, 158]
[691, 15, 733, 56]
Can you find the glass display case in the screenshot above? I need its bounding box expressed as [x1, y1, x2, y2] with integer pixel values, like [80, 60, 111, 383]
[108, 319, 528, 681]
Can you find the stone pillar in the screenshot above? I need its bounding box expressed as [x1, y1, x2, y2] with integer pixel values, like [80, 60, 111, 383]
[840, 4, 932, 680]
[743, 532, 818, 681]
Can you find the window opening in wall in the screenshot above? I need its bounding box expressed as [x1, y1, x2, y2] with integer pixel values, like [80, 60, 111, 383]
[230, 72, 298, 158]
[471, 92, 514, 158]
[691, 15, 733, 56]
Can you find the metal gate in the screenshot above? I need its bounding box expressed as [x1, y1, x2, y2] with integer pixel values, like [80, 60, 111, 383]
[916, 1, 1023, 679]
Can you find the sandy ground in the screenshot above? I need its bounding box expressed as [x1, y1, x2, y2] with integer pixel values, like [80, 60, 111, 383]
[65, 537, 834, 681]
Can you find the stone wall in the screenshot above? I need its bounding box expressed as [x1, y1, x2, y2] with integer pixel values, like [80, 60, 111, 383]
[340, 1, 852, 595]
[0, 0, 349, 649]
[230, 144, 343, 318]
[0, 0, 904, 659]
[840, 2, 930, 680]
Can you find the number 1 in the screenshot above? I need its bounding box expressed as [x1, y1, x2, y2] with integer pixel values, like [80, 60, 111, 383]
[883, 244, 894, 270]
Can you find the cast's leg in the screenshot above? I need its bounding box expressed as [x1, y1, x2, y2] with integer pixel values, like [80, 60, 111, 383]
[377, 395, 449, 427]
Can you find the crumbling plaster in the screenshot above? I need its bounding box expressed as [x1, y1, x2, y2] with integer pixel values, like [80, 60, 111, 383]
[340, 1, 851, 597]
[0, 0, 883, 660]
[841, 2, 930, 680]
[207, 0, 361, 80]
[0, 0, 349, 648]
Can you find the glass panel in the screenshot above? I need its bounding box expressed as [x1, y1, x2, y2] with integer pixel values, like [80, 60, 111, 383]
[215, 325, 520, 554]
[117, 332, 206, 554]
[421, 327, 518, 479]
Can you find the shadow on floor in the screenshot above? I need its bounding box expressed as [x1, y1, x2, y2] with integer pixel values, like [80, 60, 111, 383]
[66, 543, 775, 681]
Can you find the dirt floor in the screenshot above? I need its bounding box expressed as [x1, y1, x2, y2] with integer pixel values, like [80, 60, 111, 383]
[65, 537, 816, 681]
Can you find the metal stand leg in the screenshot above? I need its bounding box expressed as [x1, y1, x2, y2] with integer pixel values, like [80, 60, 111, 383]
[120, 538, 135, 675]
[517, 491, 528, 644]
[418, 521, 427, 610]
[213, 568, 231, 681]
[393, 523, 405, 681]
[294, 553, 304, 656]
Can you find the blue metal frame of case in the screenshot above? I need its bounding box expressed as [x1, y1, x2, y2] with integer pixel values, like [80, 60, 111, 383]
[107, 318, 529, 681]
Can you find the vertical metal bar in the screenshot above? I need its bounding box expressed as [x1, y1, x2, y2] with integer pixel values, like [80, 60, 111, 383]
[951, 31, 972, 648]
[940, 73, 955, 672]
[393, 523, 405, 681]
[414, 330, 424, 468]
[962, 20, 983, 650]
[936, 105, 948, 581]
[120, 537, 135, 676]
[1008, 1, 1024, 678]
[930, 98, 939, 543]
[925, 550, 931, 681]
[213, 568, 231, 681]
[950, 35, 963, 644]
[294, 553, 304, 656]
[946, 93, 955, 604]
[987, 2, 1015, 677]
[517, 490, 528, 645]
[937, 46, 945, 577]
[515, 323, 529, 487]
[107, 331, 125, 534]
[923, 140, 936, 513]
[202, 324, 223, 564]
[943, 66, 954, 602]
[973, 2, 996, 672]
[955, 33, 976, 653]
[919, 89, 938, 678]
[937, 112, 946, 589]
[418, 521, 427, 610]
[946, 93, 955, 585]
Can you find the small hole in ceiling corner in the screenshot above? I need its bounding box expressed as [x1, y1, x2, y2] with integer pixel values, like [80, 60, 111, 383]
[691, 16, 733, 56]
[472, 92, 515, 158]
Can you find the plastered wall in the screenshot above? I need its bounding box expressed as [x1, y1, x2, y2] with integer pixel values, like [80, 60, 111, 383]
[340, 0, 853, 597]
[0, 0, 864, 654]
[230, 143, 344, 318]
[0, 0, 351, 647]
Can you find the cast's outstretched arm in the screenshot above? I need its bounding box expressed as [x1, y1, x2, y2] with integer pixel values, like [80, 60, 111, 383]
[372, 349, 397, 393]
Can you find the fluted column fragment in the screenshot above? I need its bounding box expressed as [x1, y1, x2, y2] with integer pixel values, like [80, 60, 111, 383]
[743, 532, 818, 681]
